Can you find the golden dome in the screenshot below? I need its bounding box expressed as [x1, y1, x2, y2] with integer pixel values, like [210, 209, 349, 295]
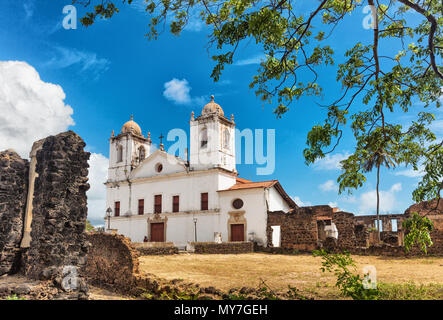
[121, 115, 142, 135]
[202, 95, 224, 116]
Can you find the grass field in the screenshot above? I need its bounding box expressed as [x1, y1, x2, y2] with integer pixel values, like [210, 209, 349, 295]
[139, 253, 443, 299]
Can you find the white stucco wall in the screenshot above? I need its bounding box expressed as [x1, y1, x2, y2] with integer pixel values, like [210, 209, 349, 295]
[267, 186, 291, 212]
[218, 188, 268, 246]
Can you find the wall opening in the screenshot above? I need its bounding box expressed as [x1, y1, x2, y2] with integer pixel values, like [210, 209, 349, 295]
[271, 225, 281, 247]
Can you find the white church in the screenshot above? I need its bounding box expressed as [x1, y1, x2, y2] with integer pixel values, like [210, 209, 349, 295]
[105, 96, 295, 247]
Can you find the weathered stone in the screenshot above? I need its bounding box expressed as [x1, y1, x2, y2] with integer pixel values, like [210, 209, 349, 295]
[23, 131, 90, 298]
[191, 242, 253, 254]
[0, 150, 29, 276]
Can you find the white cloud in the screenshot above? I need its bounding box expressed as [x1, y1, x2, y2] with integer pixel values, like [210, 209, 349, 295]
[87, 153, 109, 226]
[431, 119, 443, 136]
[0, 61, 74, 157]
[319, 180, 338, 192]
[313, 152, 350, 171]
[23, 1, 34, 20]
[358, 183, 402, 214]
[395, 166, 425, 178]
[163, 78, 192, 104]
[292, 196, 312, 207]
[235, 54, 266, 66]
[163, 78, 206, 106]
[45, 46, 110, 80]
[328, 202, 338, 208]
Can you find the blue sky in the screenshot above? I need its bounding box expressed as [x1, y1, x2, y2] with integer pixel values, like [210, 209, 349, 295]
[0, 0, 440, 225]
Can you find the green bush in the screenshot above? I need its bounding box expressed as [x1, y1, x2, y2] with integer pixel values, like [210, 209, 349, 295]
[313, 249, 379, 300]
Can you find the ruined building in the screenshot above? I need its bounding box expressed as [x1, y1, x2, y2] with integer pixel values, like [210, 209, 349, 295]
[0, 131, 90, 298]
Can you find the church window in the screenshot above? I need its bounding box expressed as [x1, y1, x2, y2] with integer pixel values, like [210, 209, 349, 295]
[224, 129, 230, 149]
[232, 198, 244, 210]
[114, 201, 120, 217]
[139, 147, 146, 162]
[200, 128, 208, 149]
[155, 163, 163, 173]
[201, 193, 208, 211]
[173, 196, 180, 213]
[117, 145, 123, 163]
[138, 199, 144, 215]
[154, 195, 162, 213]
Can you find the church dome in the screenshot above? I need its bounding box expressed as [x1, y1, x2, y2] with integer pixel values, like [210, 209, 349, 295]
[121, 115, 142, 135]
[202, 95, 224, 116]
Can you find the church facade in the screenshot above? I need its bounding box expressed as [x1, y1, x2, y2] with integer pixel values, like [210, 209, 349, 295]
[105, 97, 295, 247]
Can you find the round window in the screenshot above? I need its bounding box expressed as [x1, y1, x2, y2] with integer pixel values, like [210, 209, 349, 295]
[155, 163, 163, 173]
[232, 198, 244, 209]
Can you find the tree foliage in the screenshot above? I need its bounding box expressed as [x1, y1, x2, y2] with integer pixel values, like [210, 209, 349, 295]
[75, 0, 442, 202]
[402, 211, 434, 254]
[313, 249, 379, 300]
[85, 220, 95, 232]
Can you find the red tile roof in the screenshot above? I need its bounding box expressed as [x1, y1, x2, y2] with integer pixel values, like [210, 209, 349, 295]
[235, 177, 253, 184]
[222, 180, 278, 191]
[218, 179, 296, 208]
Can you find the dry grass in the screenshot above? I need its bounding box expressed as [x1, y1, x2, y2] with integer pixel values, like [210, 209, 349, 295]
[139, 253, 443, 299]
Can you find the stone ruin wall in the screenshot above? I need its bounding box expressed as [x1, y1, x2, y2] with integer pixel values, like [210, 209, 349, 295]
[0, 131, 90, 299]
[267, 199, 443, 256]
[0, 151, 29, 276]
[267, 206, 363, 251]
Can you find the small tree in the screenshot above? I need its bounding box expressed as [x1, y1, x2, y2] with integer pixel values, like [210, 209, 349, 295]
[85, 220, 95, 232]
[402, 212, 434, 254]
[313, 249, 379, 300]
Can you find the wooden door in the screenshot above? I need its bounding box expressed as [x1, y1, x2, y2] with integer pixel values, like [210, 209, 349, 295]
[231, 224, 245, 242]
[150, 223, 164, 242]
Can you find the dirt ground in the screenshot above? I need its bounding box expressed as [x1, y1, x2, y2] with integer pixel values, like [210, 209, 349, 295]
[138, 253, 443, 299]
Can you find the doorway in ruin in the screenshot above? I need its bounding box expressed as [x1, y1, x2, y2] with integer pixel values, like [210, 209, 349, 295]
[271, 226, 281, 247]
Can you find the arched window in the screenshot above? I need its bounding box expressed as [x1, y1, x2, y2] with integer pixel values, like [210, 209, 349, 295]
[117, 145, 123, 163]
[139, 146, 146, 162]
[200, 128, 208, 149]
[224, 129, 230, 149]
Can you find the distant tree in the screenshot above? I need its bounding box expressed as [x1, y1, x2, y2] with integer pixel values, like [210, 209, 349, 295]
[402, 211, 434, 254]
[75, 0, 442, 203]
[85, 220, 95, 232]
[337, 128, 397, 241]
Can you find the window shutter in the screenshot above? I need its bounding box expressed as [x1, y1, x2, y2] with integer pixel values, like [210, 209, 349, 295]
[114, 201, 120, 217]
[138, 199, 144, 215]
[173, 196, 180, 213]
[154, 195, 162, 213]
[201, 193, 208, 210]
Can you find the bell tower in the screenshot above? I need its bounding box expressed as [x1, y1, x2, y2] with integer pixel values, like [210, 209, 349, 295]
[108, 115, 152, 182]
[189, 96, 236, 172]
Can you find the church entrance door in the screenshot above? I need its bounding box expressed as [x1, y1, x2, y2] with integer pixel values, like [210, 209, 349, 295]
[231, 224, 245, 242]
[150, 223, 165, 242]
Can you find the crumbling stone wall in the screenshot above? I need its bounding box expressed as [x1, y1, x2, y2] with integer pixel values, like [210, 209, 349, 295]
[134, 242, 179, 255]
[267, 207, 371, 252]
[23, 131, 90, 298]
[404, 199, 443, 255]
[84, 232, 141, 294]
[267, 210, 317, 251]
[85, 232, 225, 299]
[191, 242, 253, 254]
[333, 211, 358, 248]
[0, 150, 28, 276]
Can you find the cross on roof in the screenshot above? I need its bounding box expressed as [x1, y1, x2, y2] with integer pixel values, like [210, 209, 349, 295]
[159, 133, 164, 144]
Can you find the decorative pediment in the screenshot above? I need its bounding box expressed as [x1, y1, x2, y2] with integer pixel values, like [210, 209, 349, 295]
[130, 150, 187, 180]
